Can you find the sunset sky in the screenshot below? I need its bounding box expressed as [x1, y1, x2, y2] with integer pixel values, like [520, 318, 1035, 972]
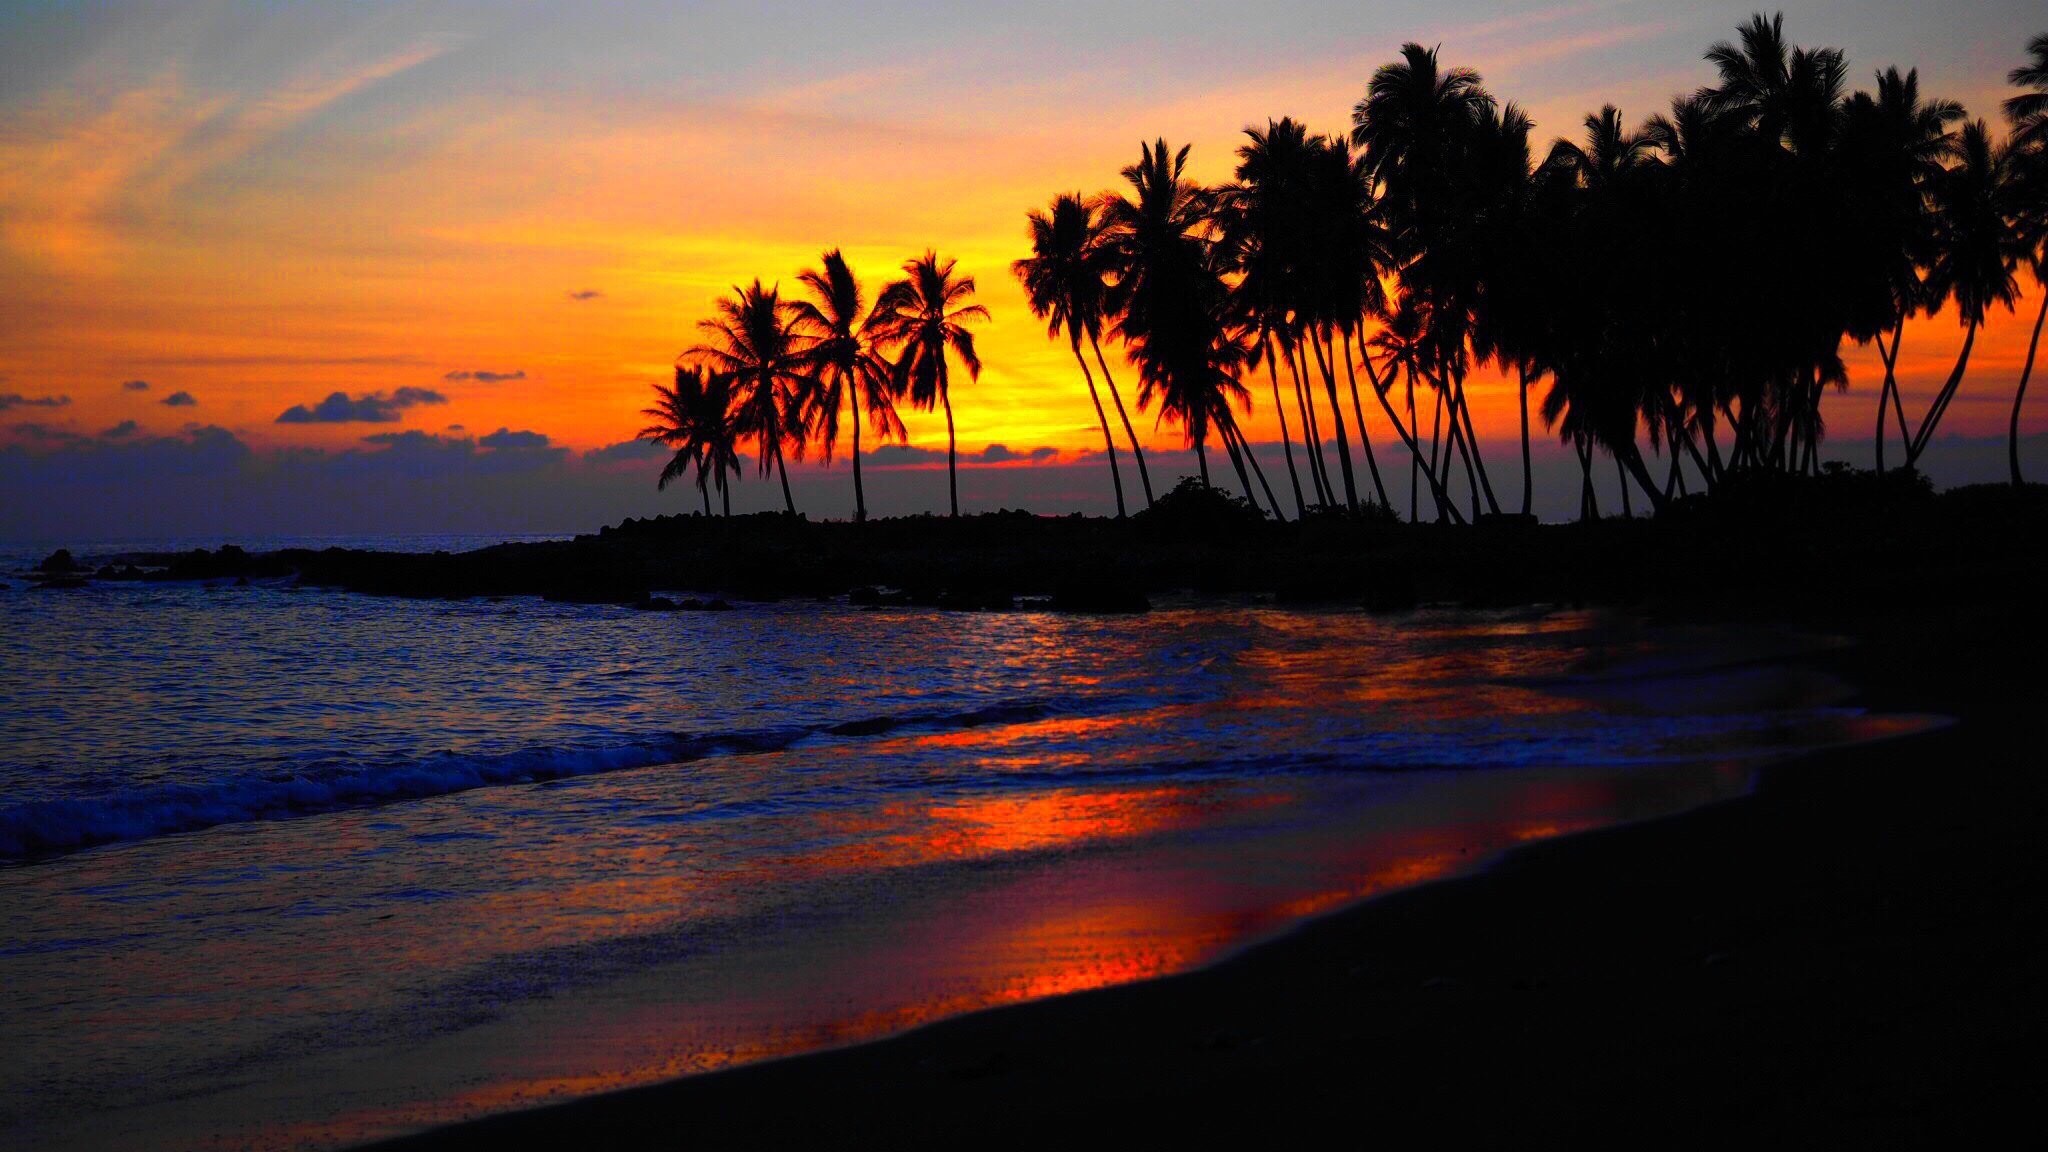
[2, 0, 2042, 534]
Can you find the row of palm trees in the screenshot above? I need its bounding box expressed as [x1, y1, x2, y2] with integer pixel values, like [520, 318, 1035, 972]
[641, 251, 984, 520]
[1014, 17, 2048, 523]
[646, 17, 2047, 522]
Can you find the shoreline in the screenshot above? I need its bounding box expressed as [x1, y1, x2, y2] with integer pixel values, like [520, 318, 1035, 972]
[367, 595, 2048, 1148]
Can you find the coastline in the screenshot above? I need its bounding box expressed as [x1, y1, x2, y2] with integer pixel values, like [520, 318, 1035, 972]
[367, 594, 2048, 1148]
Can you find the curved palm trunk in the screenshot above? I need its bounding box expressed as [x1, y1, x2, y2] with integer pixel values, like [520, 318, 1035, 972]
[1288, 344, 1332, 507]
[1908, 317, 1981, 467]
[1195, 436, 1211, 486]
[700, 479, 712, 517]
[1615, 454, 1633, 518]
[942, 389, 960, 517]
[1223, 415, 1283, 521]
[1874, 324, 1900, 472]
[773, 440, 796, 515]
[1576, 436, 1599, 521]
[1072, 339, 1126, 517]
[1448, 374, 1501, 515]
[1307, 330, 1359, 511]
[848, 377, 867, 523]
[1340, 329, 1391, 510]
[1089, 335, 1153, 507]
[1407, 374, 1419, 522]
[719, 468, 730, 517]
[1518, 366, 1534, 516]
[2009, 293, 2047, 486]
[1427, 386, 1447, 521]
[1221, 427, 1260, 514]
[1261, 333, 1307, 517]
[1443, 390, 1483, 522]
[1367, 365, 1463, 525]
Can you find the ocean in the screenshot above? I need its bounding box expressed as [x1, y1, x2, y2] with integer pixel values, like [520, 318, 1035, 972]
[0, 536, 1924, 1150]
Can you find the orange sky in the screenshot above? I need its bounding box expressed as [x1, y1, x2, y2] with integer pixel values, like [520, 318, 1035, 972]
[0, 1, 2041, 510]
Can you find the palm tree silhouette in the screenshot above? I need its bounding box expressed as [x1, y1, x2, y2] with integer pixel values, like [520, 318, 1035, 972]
[2006, 35, 2048, 483]
[1014, 194, 1130, 517]
[640, 366, 741, 516]
[1835, 68, 1963, 471]
[687, 280, 812, 515]
[1907, 121, 2025, 469]
[789, 249, 902, 522]
[870, 251, 987, 517]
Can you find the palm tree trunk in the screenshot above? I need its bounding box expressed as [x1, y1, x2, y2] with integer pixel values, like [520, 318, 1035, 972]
[1518, 365, 1534, 516]
[1407, 374, 1419, 522]
[1341, 328, 1391, 509]
[849, 379, 867, 523]
[1616, 454, 1633, 518]
[1875, 322, 1902, 472]
[1619, 443, 1669, 513]
[1222, 425, 1260, 514]
[1196, 436, 1211, 486]
[774, 440, 796, 515]
[1445, 390, 1483, 522]
[720, 469, 730, 517]
[1292, 341, 1333, 506]
[1089, 335, 1153, 507]
[1367, 368, 1464, 525]
[1427, 385, 1447, 521]
[1909, 316, 1981, 466]
[1262, 332, 1307, 517]
[2009, 293, 2047, 486]
[1074, 339, 1126, 517]
[1225, 415, 1283, 521]
[1577, 436, 1599, 521]
[701, 481, 712, 518]
[1308, 330, 1359, 511]
[943, 389, 959, 517]
[1449, 374, 1502, 514]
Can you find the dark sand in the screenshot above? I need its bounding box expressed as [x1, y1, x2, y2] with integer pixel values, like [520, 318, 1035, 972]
[369, 588, 2048, 1148]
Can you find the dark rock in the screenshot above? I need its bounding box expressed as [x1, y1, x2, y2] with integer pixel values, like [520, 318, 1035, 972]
[33, 576, 88, 590]
[1050, 578, 1150, 614]
[848, 585, 881, 605]
[633, 596, 681, 612]
[701, 598, 734, 611]
[37, 549, 79, 574]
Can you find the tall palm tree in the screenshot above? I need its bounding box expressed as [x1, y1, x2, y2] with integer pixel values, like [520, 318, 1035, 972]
[1908, 121, 2025, 468]
[870, 251, 987, 517]
[1014, 194, 1129, 517]
[789, 249, 902, 522]
[687, 280, 812, 515]
[640, 366, 741, 516]
[1836, 68, 1963, 471]
[2007, 34, 2048, 483]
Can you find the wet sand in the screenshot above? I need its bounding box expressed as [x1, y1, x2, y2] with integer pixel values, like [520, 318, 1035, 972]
[370, 599, 2048, 1149]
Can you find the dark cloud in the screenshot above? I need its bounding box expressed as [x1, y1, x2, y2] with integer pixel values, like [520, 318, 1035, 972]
[582, 439, 669, 466]
[567, 289, 604, 301]
[443, 369, 527, 383]
[103, 420, 141, 439]
[0, 393, 70, 411]
[276, 387, 447, 424]
[446, 423, 466, 432]
[478, 427, 550, 450]
[121, 379, 151, 392]
[977, 443, 1059, 464]
[8, 422, 82, 443]
[866, 444, 948, 467]
[161, 390, 198, 407]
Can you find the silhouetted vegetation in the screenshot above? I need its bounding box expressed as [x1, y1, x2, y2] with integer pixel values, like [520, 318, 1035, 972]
[639, 15, 2044, 522]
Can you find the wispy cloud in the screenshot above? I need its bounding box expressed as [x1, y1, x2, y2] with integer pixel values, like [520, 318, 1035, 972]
[443, 369, 527, 383]
[0, 393, 71, 411]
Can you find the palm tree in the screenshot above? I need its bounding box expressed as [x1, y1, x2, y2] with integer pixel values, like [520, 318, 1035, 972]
[788, 249, 902, 522]
[870, 251, 987, 517]
[640, 366, 741, 516]
[687, 280, 812, 514]
[2007, 35, 2048, 483]
[1907, 121, 2025, 469]
[1014, 194, 1129, 517]
[1836, 68, 1963, 471]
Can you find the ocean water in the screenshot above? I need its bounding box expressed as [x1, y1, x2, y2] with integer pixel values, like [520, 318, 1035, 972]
[0, 539, 1925, 1150]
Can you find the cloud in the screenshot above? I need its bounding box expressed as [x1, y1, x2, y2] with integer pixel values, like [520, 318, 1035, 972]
[866, 443, 948, 467]
[582, 438, 669, 466]
[161, 390, 198, 407]
[0, 393, 71, 411]
[103, 420, 141, 439]
[443, 369, 527, 383]
[276, 387, 447, 423]
[478, 427, 550, 450]
[977, 443, 1059, 464]
[446, 423, 466, 432]
[121, 379, 151, 392]
[567, 289, 604, 301]
[8, 422, 82, 443]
